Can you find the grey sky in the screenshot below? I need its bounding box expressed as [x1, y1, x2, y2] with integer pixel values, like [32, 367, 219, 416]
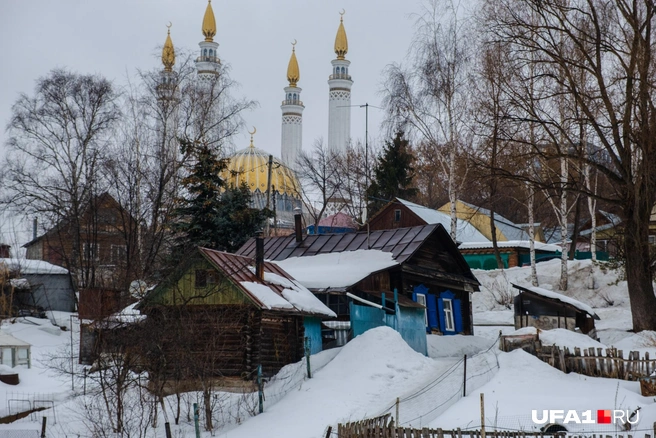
[0, 0, 422, 161]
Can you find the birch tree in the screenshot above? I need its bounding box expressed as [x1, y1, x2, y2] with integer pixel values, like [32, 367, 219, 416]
[488, 0, 656, 330]
[382, 0, 472, 241]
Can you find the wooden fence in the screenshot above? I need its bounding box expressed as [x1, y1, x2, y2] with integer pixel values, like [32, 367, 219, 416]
[500, 334, 656, 384]
[336, 415, 655, 438]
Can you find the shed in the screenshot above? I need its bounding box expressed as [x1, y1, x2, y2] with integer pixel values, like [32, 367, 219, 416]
[512, 283, 600, 337]
[0, 331, 31, 368]
[0, 259, 76, 313]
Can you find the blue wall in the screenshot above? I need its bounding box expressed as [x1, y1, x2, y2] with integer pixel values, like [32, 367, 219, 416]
[350, 302, 427, 356]
[303, 317, 323, 355]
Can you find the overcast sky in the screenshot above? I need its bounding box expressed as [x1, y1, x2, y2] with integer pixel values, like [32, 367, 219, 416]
[0, 0, 423, 248]
[0, 0, 424, 159]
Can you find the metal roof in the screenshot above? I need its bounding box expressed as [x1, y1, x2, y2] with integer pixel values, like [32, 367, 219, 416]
[237, 224, 439, 264]
[199, 248, 334, 317]
[236, 224, 480, 290]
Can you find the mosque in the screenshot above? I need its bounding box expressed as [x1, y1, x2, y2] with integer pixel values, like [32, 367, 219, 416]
[158, 1, 354, 232]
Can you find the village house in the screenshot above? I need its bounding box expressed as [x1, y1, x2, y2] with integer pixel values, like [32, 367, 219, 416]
[23, 192, 139, 289]
[237, 222, 480, 354]
[367, 198, 562, 270]
[133, 243, 335, 382]
[512, 283, 600, 338]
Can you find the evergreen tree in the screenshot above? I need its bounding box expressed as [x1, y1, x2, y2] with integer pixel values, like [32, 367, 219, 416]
[214, 183, 269, 252]
[171, 142, 268, 254]
[366, 131, 418, 216]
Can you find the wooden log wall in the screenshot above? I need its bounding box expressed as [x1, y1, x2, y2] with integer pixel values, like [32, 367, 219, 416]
[259, 312, 305, 377]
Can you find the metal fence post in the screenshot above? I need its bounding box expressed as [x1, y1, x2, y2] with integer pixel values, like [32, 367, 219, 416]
[193, 402, 200, 438]
[463, 354, 467, 397]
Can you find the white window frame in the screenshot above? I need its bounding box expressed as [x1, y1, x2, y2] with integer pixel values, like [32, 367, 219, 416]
[416, 293, 428, 327]
[443, 298, 455, 332]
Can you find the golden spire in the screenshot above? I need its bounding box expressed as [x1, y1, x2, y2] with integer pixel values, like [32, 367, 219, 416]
[202, 0, 217, 42]
[334, 10, 348, 60]
[287, 40, 300, 87]
[248, 127, 257, 148]
[162, 22, 175, 72]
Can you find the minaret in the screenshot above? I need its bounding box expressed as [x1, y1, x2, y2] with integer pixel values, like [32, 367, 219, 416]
[157, 23, 178, 101]
[327, 11, 353, 154]
[195, 0, 221, 81]
[281, 41, 304, 169]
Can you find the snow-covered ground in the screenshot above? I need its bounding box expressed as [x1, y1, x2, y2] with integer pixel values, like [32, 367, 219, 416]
[2, 258, 655, 437]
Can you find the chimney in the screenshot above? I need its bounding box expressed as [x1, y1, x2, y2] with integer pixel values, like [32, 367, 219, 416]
[255, 231, 264, 281]
[294, 208, 303, 243]
[33, 217, 38, 241]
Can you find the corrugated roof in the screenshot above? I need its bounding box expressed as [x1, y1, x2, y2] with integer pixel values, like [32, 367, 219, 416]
[199, 248, 334, 318]
[236, 224, 440, 264]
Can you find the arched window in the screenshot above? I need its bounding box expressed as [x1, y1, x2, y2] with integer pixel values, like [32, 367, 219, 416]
[203, 49, 207, 57]
[341, 66, 345, 75]
[209, 49, 213, 57]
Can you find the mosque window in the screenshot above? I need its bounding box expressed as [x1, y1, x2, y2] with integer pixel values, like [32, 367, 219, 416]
[341, 66, 345, 75]
[209, 49, 213, 57]
[204, 49, 208, 57]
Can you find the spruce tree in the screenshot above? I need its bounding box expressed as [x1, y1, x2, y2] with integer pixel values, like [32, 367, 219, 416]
[367, 131, 418, 216]
[171, 142, 268, 254]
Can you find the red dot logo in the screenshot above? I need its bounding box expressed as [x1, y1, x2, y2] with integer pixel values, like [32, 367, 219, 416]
[597, 410, 612, 424]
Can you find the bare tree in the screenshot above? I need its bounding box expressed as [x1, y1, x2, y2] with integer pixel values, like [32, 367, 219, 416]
[2, 69, 121, 286]
[296, 140, 343, 231]
[488, 0, 656, 330]
[382, 0, 473, 241]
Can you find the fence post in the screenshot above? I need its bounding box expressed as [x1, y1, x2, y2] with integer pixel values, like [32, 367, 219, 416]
[40, 416, 47, 438]
[480, 393, 485, 438]
[193, 403, 200, 438]
[305, 337, 312, 378]
[395, 397, 400, 426]
[463, 354, 468, 397]
[258, 364, 264, 414]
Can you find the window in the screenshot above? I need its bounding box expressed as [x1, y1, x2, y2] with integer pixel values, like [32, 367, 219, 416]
[82, 243, 99, 261]
[394, 209, 402, 222]
[195, 270, 207, 288]
[110, 245, 127, 264]
[443, 298, 455, 332]
[649, 235, 656, 245]
[415, 293, 428, 326]
[207, 271, 217, 285]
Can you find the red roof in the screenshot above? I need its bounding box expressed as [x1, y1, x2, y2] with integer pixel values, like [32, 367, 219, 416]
[317, 212, 357, 229]
[199, 248, 334, 317]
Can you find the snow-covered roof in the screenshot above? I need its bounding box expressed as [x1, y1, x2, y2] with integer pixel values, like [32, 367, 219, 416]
[459, 240, 562, 252]
[512, 283, 600, 319]
[396, 198, 489, 243]
[200, 248, 335, 318]
[0, 331, 31, 347]
[458, 200, 530, 241]
[273, 249, 399, 290]
[109, 301, 146, 324]
[0, 258, 69, 275]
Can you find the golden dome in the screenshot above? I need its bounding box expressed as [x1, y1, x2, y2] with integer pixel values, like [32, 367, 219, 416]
[202, 0, 216, 42]
[162, 24, 175, 72]
[334, 11, 348, 60]
[221, 131, 301, 198]
[287, 42, 300, 87]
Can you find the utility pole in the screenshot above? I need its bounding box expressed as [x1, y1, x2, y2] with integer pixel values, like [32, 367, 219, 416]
[265, 154, 273, 236]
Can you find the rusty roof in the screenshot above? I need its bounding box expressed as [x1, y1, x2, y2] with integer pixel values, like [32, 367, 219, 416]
[199, 248, 334, 317]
